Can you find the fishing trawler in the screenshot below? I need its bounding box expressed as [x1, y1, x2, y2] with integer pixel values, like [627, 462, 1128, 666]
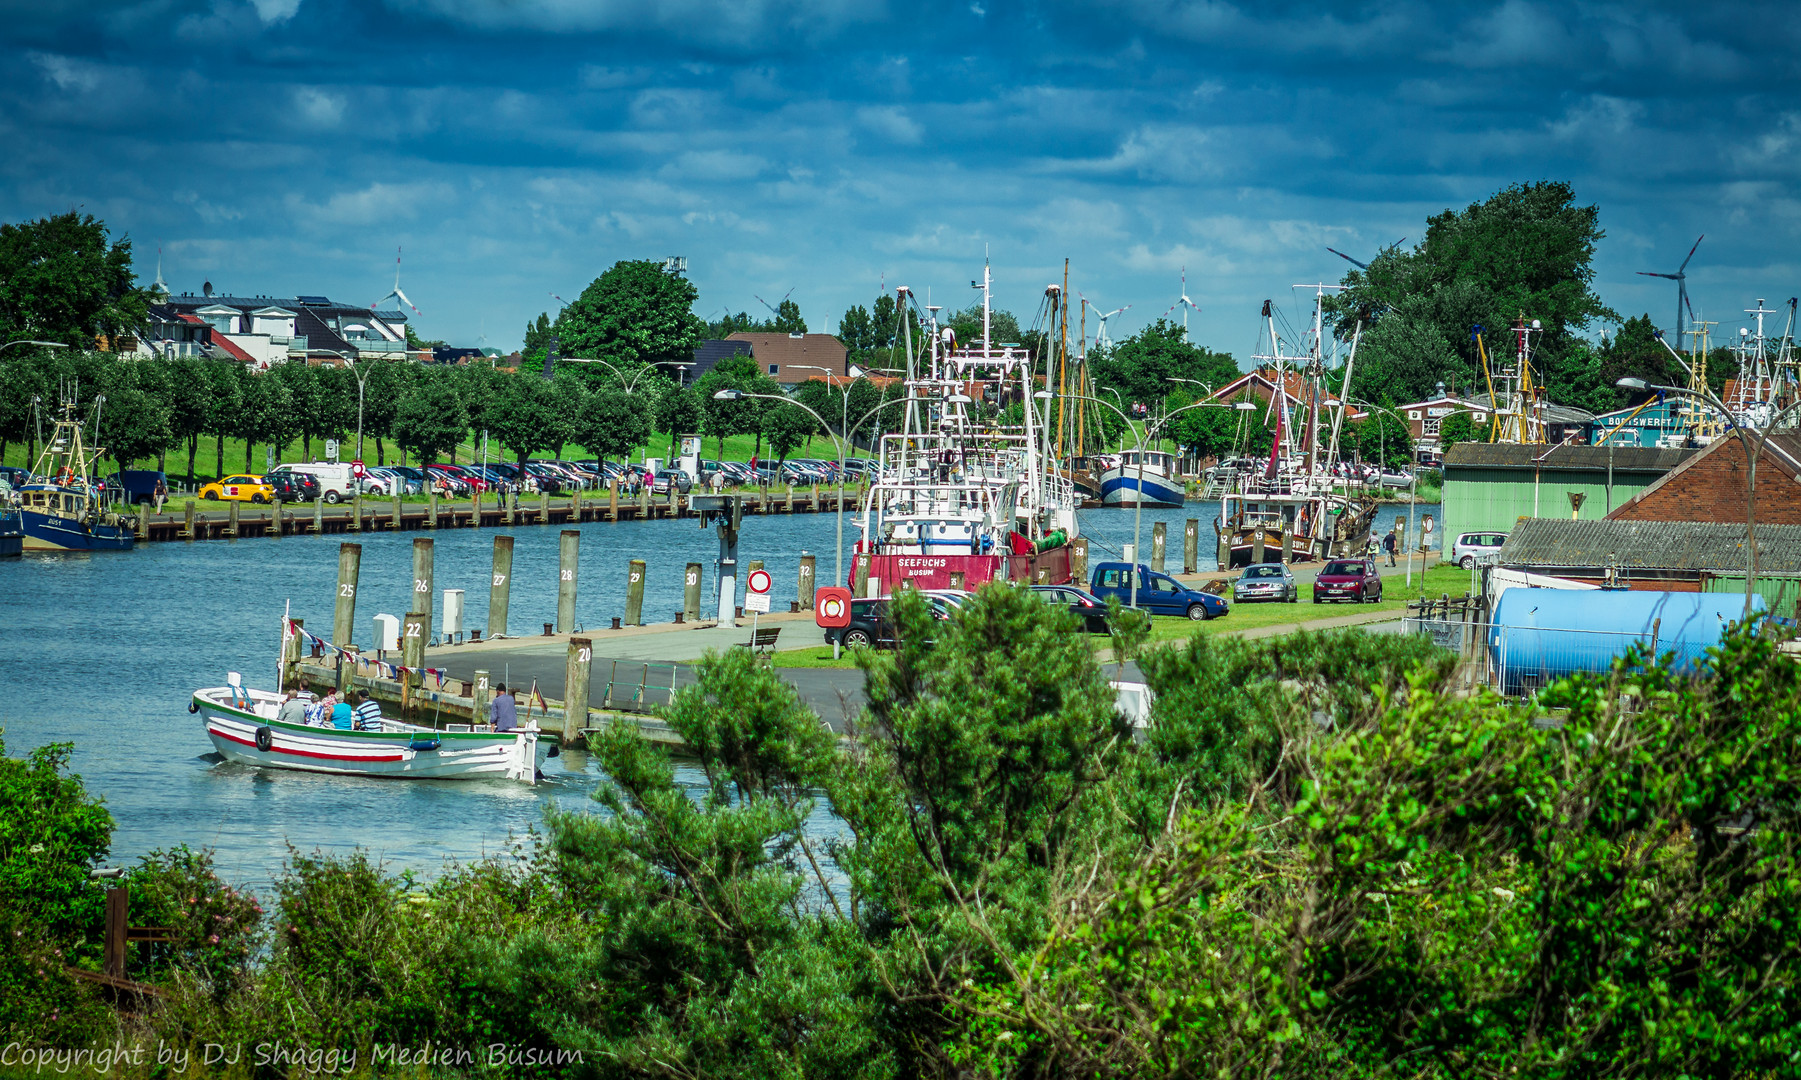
[1096, 450, 1186, 508]
[852, 264, 1081, 593]
[1215, 289, 1378, 567]
[17, 397, 137, 551]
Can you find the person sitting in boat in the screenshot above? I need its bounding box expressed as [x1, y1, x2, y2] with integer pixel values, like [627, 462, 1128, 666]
[352, 690, 383, 732]
[331, 697, 355, 730]
[303, 690, 331, 725]
[276, 691, 307, 727]
[490, 683, 518, 733]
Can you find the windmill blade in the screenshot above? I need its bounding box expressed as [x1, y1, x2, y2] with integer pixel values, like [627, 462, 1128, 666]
[1683, 286, 1696, 322]
[1637, 271, 1679, 280]
[1326, 246, 1368, 270]
[1678, 234, 1704, 273]
[753, 293, 781, 316]
[392, 287, 420, 315]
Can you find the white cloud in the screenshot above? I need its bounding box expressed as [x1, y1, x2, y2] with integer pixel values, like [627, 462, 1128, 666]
[30, 53, 104, 94]
[856, 105, 922, 145]
[251, 0, 302, 22]
[294, 87, 344, 127]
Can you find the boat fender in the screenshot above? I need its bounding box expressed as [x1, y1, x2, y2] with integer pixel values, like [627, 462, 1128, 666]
[188, 699, 200, 714]
[254, 726, 273, 752]
[407, 737, 441, 752]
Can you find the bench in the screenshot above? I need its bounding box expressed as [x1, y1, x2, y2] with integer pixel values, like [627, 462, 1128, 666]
[734, 627, 782, 653]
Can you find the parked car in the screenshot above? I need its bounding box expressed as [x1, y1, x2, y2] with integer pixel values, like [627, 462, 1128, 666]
[383, 465, 430, 494]
[1451, 531, 1508, 569]
[1311, 557, 1384, 603]
[103, 470, 167, 505]
[266, 471, 321, 503]
[0, 465, 32, 489]
[1088, 562, 1228, 620]
[271, 462, 359, 503]
[779, 461, 825, 484]
[423, 464, 474, 495]
[364, 467, 421, 495]
[1028, 584, 1150, 633]
[1232, 562, 1298, 604]
[822, 596, 953, 650]
[650, 469, 693, 495]
[199, 474, 276, 503]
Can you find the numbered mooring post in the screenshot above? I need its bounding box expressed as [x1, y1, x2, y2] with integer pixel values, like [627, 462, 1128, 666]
[1217, 530, 1231, 572]
[684, 562, 702, 623]
[401, 613, 429, 718]
[488, 535, 515, 639]
[183, 500, 195, 541]
[410, 538, 434, 622]
[798, 553, 816, 609]
[853, 551, 873, 597]
[1183, 519, 1198, 574]
[270, 498, 282, 538]
[333, 542, 362, 646]
[1281, 527, 1293, 564]
[471, 669, 492, 727]
[563, 637, 592, 747]
[557, 530, 580, 633]
[1252, 528, 1266, 564]
[624, 558, 646, 626]
[1070, 536, 1089, 585]
[1151, 522, 1167, 572]
[135, 505, 150, 540]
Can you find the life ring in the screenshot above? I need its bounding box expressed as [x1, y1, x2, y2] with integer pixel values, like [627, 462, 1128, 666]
[254, 726, 273, 752]
[187, 700, 200, 714]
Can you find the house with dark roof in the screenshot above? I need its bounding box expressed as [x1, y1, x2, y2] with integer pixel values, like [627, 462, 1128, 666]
[1606, 433, 1801, 525]
[152, 290, 410, 365]
[1494, 516, 1801, 611]
[725, 332, 848, 385]
[1440, 441, 1696, 544]
[690, 339, 753, 381]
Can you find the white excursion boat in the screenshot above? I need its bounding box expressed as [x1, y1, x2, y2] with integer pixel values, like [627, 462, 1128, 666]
[191, 676, 551, 783]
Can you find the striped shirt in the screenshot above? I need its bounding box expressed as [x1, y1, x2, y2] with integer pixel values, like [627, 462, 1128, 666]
[353, 698, 384, 731]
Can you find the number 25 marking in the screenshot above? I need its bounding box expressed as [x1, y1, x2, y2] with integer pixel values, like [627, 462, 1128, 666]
[339, 584, 355, 597]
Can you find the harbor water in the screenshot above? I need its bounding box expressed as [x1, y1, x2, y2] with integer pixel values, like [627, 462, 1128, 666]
[0, 499, 1441, 889]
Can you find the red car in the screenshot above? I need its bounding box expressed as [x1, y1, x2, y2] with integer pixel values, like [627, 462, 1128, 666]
[1312, 557, 1384, 603]
[425, 463, 488, 494]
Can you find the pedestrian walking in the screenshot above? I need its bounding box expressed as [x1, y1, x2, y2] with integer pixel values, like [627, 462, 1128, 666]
[1383, 529, 1397, 567]
[152, 478, 168, 514]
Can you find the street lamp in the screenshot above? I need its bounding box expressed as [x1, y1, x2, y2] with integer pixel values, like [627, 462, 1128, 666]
[1, 340, 69, 353]
[1040, 390, 1225, 609]
[789, 364, 869, 457]
[713, 388, 906, 633]
[1348, 398, 1422, 587]
[559, 356, 664, 394]
[1614, 376, 1801, 618]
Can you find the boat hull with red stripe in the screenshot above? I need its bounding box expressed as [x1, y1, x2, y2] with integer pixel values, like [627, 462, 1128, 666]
[193, 686, 550, 783]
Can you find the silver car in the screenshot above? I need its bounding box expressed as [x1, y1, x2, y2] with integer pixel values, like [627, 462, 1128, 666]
[1451, 531, 1508, 569]
[1233, 562, 1298, 603]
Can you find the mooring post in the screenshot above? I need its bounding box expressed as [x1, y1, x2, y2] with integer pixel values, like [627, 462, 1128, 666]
[1281, 527, 1293, 564]
[571, 487, 583, 521]
[853, 551, 872, 597]
[1253, 528, 1266, 565]
[1217, 530, 1232, 572]
[427, 487, 438, 528]
[270, 498, 282, 538]
[312, 495, 323, 534]
[282, 617, 303, 690]
[401, 612, 428, 719]
[488, 535, 514, 638]
[391, 493, 402, 530]
[411, 538, 434, 628]
[333, 542, 362, 647]
[351, 492, 363, 532]
[563, 637, 592, 747]
[540, 489, 550, 524]
[505, 489, 515, 526]
[1151, 522, 1167, 572]
[608, 479, 619, 521]
[684, 562, 702, 623]
[228, 500, 240, 538]
[184, 499, 195, 541]
[557, 529, 580, 633]
[798, 553, 816, 609]
[1070, 536, 1089, 585]
[471, 669, 492, 727]
[625, 559, 646, 626]
[136, 505, 150, 541]
[1183, 519, 1198, 574]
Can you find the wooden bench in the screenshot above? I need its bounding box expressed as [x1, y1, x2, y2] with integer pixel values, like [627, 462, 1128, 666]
[735, 627, 782, 653]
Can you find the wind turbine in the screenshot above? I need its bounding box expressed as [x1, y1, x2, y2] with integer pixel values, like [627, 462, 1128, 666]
[1157, 267, 1200, 340]
[1080, 293, 1130, 351]
[1637, 235, 1703, 351]
[372, 246, 420, 314]
[1325, 238, 1406, 270]
[754, 288, 796, 325]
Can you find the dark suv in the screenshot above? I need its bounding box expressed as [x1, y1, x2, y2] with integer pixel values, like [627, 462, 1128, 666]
[823, 596, 953, 649]
[266, 471, 321, 503]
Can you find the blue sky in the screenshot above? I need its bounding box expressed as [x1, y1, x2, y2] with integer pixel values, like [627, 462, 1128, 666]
[6, 0, 1800, 359]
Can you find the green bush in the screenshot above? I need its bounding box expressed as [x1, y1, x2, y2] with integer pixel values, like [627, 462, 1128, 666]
[125, 846, 263, 992]
[0, 739, 115, 950]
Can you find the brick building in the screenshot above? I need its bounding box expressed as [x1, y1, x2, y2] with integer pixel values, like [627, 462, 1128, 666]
[724, 332, 848, 386]
[1606, 434, 1801, 525]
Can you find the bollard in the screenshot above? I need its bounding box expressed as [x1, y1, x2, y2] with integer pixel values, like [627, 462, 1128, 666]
[333, 542, 363, 646]
[853, 551, 873, 596]
[472, 669, 492, 728]
[608, 479, 619, 521]
[624, 558, 646, 626]
[1252, 528, 1266, 564]
[798, 553, 816, 609]
[391, 494, 402, 530]
[505, 489, 515, 525]
[401, 613, 428, 719]
[313, 496, 323, 534]
[571, 488, 583, 521]
[1281, 527, 1293, 565]
[1217, 530, 1232, 572]
[427, 488, 438, 528]
[638, 484, 650, 517]
[1183, 519, 1198, 574]
[410, 538, 434, 621]
[540, 489, 550, 523]
[684, 562, 703, 623]
[281, 617, 303, 689]
[563, 637, 592, 747]
[184, 499, 196, 540]
[557, 530, 580, 633]
[270, 498, 282, 538]
[1151, 522, 1167, 572]
[1070, 536, 1089, 585]
[488, 535, 515, 638]
[352, 492, 363, 532]
[949, 570, 966, 591]
[228, 500, 240, 538]
[135, 505, 150, 540]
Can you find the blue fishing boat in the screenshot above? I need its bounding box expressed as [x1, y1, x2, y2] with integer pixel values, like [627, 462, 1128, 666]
[17, 400, 137, 552]
[1097, 451, 1187, 508]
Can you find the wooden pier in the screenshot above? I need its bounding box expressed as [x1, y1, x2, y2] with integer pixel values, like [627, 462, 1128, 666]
[138, 485, 859, 542]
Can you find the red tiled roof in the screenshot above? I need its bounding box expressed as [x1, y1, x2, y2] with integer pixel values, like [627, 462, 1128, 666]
[211, 335, 256, 364]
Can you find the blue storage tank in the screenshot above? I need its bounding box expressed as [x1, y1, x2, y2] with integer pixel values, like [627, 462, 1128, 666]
[1489, 588, 1763, 694]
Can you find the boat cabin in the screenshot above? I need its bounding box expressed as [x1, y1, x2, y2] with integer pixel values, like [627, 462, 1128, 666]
[1117, 451, 1176, 473]
[19, 486, 87, 514]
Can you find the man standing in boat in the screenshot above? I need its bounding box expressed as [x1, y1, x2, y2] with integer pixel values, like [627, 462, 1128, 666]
[490, 683, 517, 732]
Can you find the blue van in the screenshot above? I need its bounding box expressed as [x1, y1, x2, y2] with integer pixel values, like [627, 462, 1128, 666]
[104, 470, 167, 505]
[1089, 561, 1228, 620]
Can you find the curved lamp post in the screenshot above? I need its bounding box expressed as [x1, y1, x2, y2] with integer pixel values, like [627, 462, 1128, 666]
[1, 339, 68, 353]
[1615, 376, 1801, 618]
[1340, 398, 1420, 586]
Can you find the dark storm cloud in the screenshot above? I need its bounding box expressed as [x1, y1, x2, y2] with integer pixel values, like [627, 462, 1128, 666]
[4, 0, 1800, 353]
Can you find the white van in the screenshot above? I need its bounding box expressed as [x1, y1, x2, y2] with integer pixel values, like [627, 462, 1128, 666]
[272, 462, 358, 504]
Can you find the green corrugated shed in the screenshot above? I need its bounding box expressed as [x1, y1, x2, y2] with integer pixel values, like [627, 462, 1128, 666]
[1441, 443, 1695, 542]
[1701, 574, 1801, 618]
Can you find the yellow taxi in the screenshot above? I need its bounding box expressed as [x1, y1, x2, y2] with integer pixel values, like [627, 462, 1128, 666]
[199, 474, 276, 503]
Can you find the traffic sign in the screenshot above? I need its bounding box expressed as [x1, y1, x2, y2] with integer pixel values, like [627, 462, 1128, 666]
[352, 459, 367, 478]
[815, 587, 852, 628]
[747, 568, 772, 595]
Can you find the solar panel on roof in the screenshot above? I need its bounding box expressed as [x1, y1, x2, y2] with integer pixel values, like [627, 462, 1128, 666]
[297, 295, 331, 306]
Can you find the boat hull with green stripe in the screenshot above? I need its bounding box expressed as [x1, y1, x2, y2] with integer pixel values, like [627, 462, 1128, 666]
[192, 685, 553, 783]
